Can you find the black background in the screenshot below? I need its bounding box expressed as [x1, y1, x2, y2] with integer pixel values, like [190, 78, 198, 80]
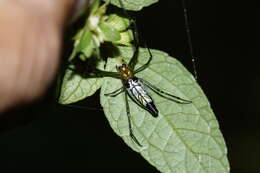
[0, 0, 257, 173]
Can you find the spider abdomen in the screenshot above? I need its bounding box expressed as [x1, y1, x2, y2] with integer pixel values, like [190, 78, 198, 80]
[126, 77, 158, 117]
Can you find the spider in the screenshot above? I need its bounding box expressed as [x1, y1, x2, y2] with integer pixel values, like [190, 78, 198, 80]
[67, 0, 195, 147]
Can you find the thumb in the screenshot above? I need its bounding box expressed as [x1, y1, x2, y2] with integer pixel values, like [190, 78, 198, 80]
[0, 0, 88, 113]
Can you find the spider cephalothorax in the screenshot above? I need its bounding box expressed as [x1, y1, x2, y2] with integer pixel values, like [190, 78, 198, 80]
[116, 63, 134, 81]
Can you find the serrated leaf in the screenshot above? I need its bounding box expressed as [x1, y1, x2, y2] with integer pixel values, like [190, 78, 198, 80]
[77, 29, 95, 59]
[99, 21, 121, 42]
[100, 47, 230, 173]
[105, 0, 158, 11]
[69, 29, 95, 61]
[89, 0, 100, 15]
[59, 61, 105, 104]
[114, 29, 133, 45]
[107, 13, 130, 31]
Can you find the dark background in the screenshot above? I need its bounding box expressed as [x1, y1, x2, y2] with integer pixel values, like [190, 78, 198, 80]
[0, 0, 257, 172]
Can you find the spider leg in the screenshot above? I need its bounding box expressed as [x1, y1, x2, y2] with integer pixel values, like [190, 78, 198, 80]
[118, 0, 153, 73]
[67, 66, 120, 79]
[127, 19, 139, 70]
[104, 86, 124, 97]
[94, 69, 121, 79]
[141, 79, 192, 104]
[118, 0, 140, 70]
[134, 45, 153, 74]
[124, 91, 142, 147]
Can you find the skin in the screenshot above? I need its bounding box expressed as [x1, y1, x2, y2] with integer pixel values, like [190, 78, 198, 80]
[0, 0, 88, 113]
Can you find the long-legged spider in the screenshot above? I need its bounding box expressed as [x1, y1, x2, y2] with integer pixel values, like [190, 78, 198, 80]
[78, 0, 193, 146]
[68, 0, 194, 147]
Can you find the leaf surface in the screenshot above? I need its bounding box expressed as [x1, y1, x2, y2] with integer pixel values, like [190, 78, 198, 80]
[100, 46, 230, 173]
[99, 21, 121, 42]
[59, 61, 104, 104]
[105, 0, 158, 11]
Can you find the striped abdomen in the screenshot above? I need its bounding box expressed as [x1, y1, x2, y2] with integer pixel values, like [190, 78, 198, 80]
[125, 77, 158, 117]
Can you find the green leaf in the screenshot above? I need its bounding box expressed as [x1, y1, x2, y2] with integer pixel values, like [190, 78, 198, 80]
[105, 0, 159, 11]
[78, 29, 95, 59]
[106, 13, 130, 32]
[98, 21, 121, 42]
[69, 29, 95, 61]
[89, 0, 101, 16]
[100, 46, 230, 173]
[113, 29, 133, 45]
[59, 61, 105, 104]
